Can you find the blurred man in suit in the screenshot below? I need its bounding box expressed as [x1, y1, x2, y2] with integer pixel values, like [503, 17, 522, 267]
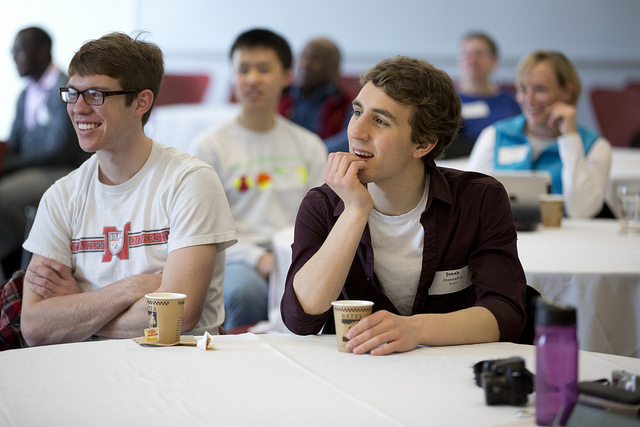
[0, 27, 86, 276]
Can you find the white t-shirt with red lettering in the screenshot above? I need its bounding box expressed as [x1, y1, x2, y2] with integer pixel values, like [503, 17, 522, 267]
[24, 141, 237, 334]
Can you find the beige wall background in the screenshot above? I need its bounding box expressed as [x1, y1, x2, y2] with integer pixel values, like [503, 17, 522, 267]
[2, 0, 640, 138]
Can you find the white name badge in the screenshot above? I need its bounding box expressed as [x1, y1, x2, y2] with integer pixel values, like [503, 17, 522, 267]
[36, 106, 51, 126]
[461, 101, 490, 119]
[429, 266, 472, 295]
[497, 145, 529, 165]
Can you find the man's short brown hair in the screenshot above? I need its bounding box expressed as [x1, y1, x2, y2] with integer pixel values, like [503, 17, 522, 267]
[68, 32, 164, 125]
[462, 32, 498, 58]
[360, 56, 461, 167]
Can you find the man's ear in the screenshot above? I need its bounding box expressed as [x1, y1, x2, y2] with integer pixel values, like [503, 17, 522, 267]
[413, 135, 438, 159]
[134, 89, 154, 117]
[283, 68, 294, 88]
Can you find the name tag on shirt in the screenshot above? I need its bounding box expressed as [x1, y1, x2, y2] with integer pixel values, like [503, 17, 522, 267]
[36, 106, 51, 126]
[429, 266, 472, 295]
[461, 101, 490, 119]
[497, 145, 529, 165]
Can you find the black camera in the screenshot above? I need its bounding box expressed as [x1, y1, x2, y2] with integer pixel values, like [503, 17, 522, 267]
[473, 357, 534, 406]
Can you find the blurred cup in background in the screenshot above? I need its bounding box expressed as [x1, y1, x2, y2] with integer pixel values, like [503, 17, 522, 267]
[539, 194, 564, 228]
[616, 185, 640, 235]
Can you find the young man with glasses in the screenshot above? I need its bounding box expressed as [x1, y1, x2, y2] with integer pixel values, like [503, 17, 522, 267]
[20, 32, 236, 346]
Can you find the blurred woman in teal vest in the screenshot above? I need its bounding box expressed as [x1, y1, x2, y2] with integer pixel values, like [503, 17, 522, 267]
[468, 50, 611, 218]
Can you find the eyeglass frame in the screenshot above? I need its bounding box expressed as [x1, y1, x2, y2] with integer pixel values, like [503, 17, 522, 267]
[59, 87, 142, 106]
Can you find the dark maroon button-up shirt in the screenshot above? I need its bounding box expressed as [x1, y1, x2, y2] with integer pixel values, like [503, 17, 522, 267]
[281, 166, 527, 342]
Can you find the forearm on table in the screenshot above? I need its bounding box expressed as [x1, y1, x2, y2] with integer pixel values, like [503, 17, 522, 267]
[21, 275, 154, 346]
[100, 245, 218, 338]
[98, 244, 220, 339]
[293, 209, 368, 315]
[95, 296, 151, 339]
[413, 306, 500, 346]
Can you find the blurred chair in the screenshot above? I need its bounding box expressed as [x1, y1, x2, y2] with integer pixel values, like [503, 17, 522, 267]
[590, 87, 640, 147]
[631, 130, 640, 149]
[627, 81, 640, 92]
[338, 75, 362, 94]
[0, 141, 7, 177]
[155, 74, 211, 106]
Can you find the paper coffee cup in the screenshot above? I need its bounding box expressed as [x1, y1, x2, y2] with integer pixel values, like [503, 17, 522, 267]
[539, 194, 564, 227]
[145, 293, 187, 345]
[331, 300, 374, 352]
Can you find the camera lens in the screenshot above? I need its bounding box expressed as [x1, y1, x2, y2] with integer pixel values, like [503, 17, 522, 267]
[483, 373, 511, 405]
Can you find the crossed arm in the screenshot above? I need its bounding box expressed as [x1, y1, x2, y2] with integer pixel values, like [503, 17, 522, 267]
[21, 244, 218, 346]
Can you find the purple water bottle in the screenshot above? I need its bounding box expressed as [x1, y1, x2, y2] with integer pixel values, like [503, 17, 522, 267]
[534, 299, 578, 426]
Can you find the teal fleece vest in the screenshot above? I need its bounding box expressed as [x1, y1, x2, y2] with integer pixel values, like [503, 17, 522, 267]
[493, 114, 599, 194]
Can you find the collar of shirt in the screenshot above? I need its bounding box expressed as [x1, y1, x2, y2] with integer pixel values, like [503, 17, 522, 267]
[24, 63, 60, 130]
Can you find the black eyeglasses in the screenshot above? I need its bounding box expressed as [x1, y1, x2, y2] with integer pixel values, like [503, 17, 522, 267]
[60, 87, 141, 106]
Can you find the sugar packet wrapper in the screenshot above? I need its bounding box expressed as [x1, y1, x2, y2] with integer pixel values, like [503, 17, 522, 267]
[197, 331, 215, 350]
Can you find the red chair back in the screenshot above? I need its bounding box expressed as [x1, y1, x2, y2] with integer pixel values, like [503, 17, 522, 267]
[338, 75, 362, 95]
[590, 87, 640, 147]
[0, 141, 7, 177]
[626, 81, 640, 92]
[155, 74, 211, 106]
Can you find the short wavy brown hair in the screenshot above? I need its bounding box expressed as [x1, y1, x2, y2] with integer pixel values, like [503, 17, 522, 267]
[360, 56, 461, 167]
[68, 32, 164, 125]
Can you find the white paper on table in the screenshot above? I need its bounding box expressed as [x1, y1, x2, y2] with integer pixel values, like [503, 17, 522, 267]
[196, 331, 215, 350]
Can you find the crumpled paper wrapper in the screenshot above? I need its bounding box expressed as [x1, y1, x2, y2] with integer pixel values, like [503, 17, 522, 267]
[196, 331, 215, 350]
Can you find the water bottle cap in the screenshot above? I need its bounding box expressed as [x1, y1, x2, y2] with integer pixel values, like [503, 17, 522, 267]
[535, 298, 576, 326]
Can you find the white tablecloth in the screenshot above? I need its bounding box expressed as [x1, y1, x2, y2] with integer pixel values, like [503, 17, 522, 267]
[2, 334, 639, 426]
[267, 219, 640, 357]
[517, 218, 640, 358]
[437, 153, 640, 356]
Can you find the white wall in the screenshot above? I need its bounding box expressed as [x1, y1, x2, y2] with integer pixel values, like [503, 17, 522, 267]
[2, 0, 640, 138]
[0, 0, 138, 138]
